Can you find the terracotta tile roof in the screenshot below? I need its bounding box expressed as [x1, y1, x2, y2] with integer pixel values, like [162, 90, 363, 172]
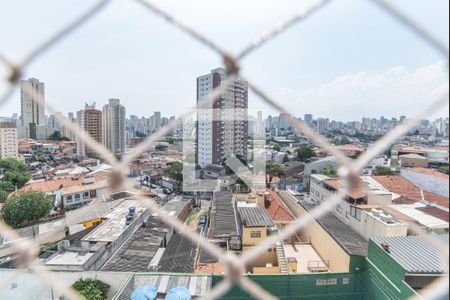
[20, 175, 108, 194]
[323, 179, 368, 200]
[373, 176, 449, 209]
[422, 192, 449, 209]
[407, 167, 449, 180]
[195, 263, 226, 274]
[335, 145, 367, 152]
[267, 190, 294, 222]
[416, 206, 449, 222]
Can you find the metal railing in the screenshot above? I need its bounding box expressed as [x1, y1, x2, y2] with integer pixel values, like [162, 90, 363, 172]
[0, 0, 448, 299]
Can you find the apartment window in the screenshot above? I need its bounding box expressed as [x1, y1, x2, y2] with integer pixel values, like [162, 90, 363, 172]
[350, 206, 362, 221]
[83, 192, 89, 198]
[75, 194, 81, 201]
[250, 231, 261, 238]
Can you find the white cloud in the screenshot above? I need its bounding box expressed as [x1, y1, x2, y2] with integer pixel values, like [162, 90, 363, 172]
[278, 61, 449, 120]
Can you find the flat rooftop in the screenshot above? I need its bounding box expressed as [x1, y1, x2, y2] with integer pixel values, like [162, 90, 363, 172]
[283, 244, 328, 273]
[83, 200, 145, 242]
[45, 251, 94, 266]
[160, 196, 192, 217]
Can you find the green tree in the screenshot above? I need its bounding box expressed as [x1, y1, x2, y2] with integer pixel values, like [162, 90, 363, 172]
[72, 278, 110, 300]
[266, 163, 285, 188]
[155, 144, 168, 151]
[1, 190, 53, 228]
[320, 167, 338, 177]
[0, 190, 8, 203]
[0, 158, 31, 189]
[272, 144, 282, 152]
[373, 166, 394, 176]
[333, 137, 350, 146]
[439, 166, 449, 175]
[0, 181, 15, 194]
[164, 137, 175, 144]
[0, 157, 29, 173]
[296, 145, 316, 162]
[164, 162, 183, 193]
[48, 130, 70, 141]
[3, 171, 31, 189]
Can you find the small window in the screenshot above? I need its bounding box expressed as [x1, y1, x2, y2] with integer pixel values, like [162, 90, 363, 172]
[83, 192, 89, 198]
[250, 231, 261, 238]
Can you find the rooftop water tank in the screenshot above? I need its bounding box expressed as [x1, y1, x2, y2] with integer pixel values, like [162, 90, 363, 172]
[131, 286, 157, 300]
[165, 287, 192, 300]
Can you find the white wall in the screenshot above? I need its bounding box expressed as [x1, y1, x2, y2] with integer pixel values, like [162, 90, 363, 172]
[0, 269, 130, 300]
[401, 169, 449, 198]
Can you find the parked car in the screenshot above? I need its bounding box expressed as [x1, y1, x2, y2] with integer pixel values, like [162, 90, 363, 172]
[163, 188, 172, 195]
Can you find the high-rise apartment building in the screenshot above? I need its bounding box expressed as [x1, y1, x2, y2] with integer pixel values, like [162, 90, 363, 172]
[20, 78, 46, 139]
[0, 123, 18, 158]
[77, 103, 103, 157]
[304, 114, 313, 127]
[102, 99, 126, 156]
[256, 111, 264, 137]
[196, 68, 248, 167]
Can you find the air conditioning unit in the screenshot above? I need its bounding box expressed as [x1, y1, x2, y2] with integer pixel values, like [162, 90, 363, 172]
[380, 214, 393, 223]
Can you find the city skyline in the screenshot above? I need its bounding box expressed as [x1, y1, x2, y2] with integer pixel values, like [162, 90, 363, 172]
[0, 1, 448, 120]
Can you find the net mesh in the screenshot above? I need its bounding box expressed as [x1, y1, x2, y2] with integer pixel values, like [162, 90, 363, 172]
[0, 0, 448, 299]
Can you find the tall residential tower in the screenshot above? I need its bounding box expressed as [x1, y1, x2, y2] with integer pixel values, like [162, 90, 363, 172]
[102, 99, 126, 156]
[77, 103, 103, 157]
[20, 78, 46, 139]
[196, 68, 248, 167]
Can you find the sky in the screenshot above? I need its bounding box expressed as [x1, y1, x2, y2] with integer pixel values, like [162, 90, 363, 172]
[0, 0, 448, 121]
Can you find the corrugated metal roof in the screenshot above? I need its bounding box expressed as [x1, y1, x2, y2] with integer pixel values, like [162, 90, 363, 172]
[210, 191, 239, 238]
[238, 207, 275, 228]
[116, 274, 212, 300]
[372, 234, 449, 274]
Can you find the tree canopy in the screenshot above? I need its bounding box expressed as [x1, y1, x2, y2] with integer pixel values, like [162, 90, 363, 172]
[1, 190, 53, 228]
[372, 166, 394, 176]
[438, 166, 449, 175]
[72, 278, 110, 300]
[0, 158, 31, 189]
[296, 145, 317, 161]
[155, 144, 168, 151]
[48, 130, 70, 141]
[266, 162, 285, 187]
[272, 144, 282, 152]
[320, 167, 338, 177]
[164, 162, 183, 193]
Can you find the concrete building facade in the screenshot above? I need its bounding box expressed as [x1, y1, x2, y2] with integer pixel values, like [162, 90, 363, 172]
[77, 104, 103, 157]
[103, 99, 126, 156]
[20, 78, 46, 139]
[0, 122, 19, 158]
[196, 68, 248, 167]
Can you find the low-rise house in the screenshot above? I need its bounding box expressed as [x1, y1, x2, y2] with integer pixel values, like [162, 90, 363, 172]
[19, 175, 109, 209]
[238, 206, 279, 274]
